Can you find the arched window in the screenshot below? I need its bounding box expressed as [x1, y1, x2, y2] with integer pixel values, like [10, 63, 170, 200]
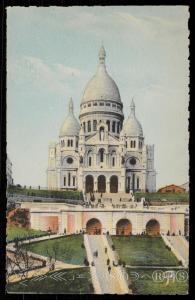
[130, 141, 133, 148]
[112, 121, 116, 133]
[99, 149, 104, 163]
[99, 127, 105, 141]
[112, 157, 115, 166]
[134, 141, 136, 148]
[88, 121, 91, 132]
[117, 122, 120, 133]
[64, 177, 66, 186]
[71, 140, 73, 147]
[83, 122, 86, 132]
[73, 177, 76, 187]
[89, 157, 92, 166]
[125, 141, 127, 148]
[137, 177, 139, 190]
[68, 173, 71, 186]
[68, 140, 70, 147]
[106, 120, 110, 131]
[93, 120, 97, 131]
[76, 140, 78, 148]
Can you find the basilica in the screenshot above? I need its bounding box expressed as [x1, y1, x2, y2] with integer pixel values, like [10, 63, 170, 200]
[47, 47, 156, 193]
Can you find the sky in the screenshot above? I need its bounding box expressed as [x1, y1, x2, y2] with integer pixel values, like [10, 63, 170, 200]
[7, 6, 189, 189]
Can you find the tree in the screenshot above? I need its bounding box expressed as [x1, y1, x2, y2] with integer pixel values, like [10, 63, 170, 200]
[7, 243, 36, 281]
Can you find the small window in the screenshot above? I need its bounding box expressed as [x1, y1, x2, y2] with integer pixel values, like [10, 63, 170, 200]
[68, 140, 70, 147]
[130, 157, 136, 165]
[73, 177, 75, 187]
[88, 121, 91, 132]
[137, 178, 139, 189]
[134, 141, 136, 148]
[68, 173, 71, 186]
[70, 140, 73, 147]
[83, 122, 86, 132]
[112, 121, 116, 133]
[76, 140, 78, 148]
[88, 103, 91, 107]
[93, 102, 97, 106]
[112, 104, 116, 108]
[106, 103, 111, 106]
[112, 157, 115, 166]
[64, 177, 66, 186]
[89, 157, 92, 166]
[67, 157, 73, 164]
[117, 122, 120, 133]
[125, 141, 127, 148]
[93, 120, 97, 131]
[106, 120, 110, 131]
[100, 102, 104, 106]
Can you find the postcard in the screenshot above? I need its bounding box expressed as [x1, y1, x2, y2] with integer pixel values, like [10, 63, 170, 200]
[6, 5, 189, 294]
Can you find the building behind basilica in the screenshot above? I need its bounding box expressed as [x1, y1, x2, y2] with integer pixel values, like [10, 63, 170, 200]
[47, 47, 156, 193]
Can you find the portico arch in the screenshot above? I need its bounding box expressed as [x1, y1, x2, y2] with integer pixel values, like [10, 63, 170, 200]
[85, 175, 94, 193]
[146, 219, 160, 236]
[110, 175, 118, 193]
[116, 219, 132, 235]
[86, 218, 102, 235]
[98, 175, 106, 193]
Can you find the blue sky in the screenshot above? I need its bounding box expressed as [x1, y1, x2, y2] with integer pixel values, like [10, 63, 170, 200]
[7, 6, 189, 189]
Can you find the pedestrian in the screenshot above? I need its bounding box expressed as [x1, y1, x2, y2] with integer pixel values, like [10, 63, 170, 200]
[105, 247, 107, 254]
[108, 266, 111, 274]
[107, 258, 110, 265]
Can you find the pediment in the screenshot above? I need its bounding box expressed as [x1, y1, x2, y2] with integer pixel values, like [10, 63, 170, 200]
[85, 132, 119, 145]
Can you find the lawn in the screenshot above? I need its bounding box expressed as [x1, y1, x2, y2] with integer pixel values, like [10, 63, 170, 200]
[8, 186, 83, 200]
[112, 236, 180, 266]
[134, 192, 189, 203]
[23, 235, 86, 265]
[7, 267, 94, 294]
[7, 226, 48, 242]
[127, 268, 188, 295]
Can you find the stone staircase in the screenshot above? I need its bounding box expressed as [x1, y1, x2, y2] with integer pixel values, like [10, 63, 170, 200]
[162, 235, 189, 267]
[84, 234, 131, 294]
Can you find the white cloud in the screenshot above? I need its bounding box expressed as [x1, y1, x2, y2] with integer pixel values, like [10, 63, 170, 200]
[7, 55, 89, 96]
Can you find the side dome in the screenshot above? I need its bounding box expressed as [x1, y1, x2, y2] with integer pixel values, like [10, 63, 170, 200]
[59, 98, 80, 137]
[122, 100, 143, 137]
[82, 46, 121, 103]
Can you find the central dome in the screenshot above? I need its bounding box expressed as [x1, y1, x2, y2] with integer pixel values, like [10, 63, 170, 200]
[82, 46, 121, 103]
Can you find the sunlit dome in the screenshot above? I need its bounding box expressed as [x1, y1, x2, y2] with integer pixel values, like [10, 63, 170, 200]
[82, 46, 121, 103]
[59, 98, 80, 137]
[122, 99, 143, 137]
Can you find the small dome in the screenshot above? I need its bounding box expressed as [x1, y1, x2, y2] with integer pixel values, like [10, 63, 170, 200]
[122, 100, 143, 137]
[59, 98, 80, 137]
[82, 47, 121, 103]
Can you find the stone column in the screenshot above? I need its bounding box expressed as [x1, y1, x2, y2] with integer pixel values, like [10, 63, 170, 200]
[94, 179, 98, 192]
[106, 179, 110, 193]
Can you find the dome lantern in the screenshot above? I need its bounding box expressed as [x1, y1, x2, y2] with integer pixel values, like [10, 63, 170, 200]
[99, 45, 106, 64]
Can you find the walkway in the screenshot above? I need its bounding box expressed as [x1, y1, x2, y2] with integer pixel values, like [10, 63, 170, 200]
[166, 236, 189, 267]
[84, 234, 130, 294]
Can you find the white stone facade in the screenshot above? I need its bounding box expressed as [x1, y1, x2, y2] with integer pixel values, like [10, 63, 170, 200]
[47, 47, 156, 193]
[20, 201, 187, 236]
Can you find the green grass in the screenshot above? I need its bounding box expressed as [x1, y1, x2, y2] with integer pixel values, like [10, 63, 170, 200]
[135, 192, 189, 202]
[23, 235, 86, 265]
[7, 267, 94, 294]
[8, 186, 83, 200]
[7, 226, 48, 242]
[127, 268, 188, 295]
[112, 236, 180, 266]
